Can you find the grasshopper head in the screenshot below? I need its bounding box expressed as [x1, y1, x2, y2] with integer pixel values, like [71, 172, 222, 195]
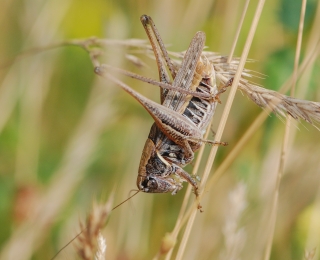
[138, 176, 182, 195]
[137, 138, 183, 195]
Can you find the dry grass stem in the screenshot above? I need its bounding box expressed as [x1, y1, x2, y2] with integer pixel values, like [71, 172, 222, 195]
[163, 123, 213, 260]
[204, 3, 317, 259]
[264, 1, 307, 259]
[227, 0, 251, 62]
[175, 1, 266, 259]
[205, 109, 270, 191]
[164, 4, 251, 257]
[204, 6, 320, 196]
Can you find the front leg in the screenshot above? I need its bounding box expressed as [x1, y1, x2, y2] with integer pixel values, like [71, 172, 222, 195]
[171, 164, 203, 211]
[171, 164, 199, 197]
[212, 77, 234, 103]
[186, 136, 228, 147]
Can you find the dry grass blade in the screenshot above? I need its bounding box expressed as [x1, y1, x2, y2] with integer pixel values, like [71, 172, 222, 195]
[175, 1, 266, 259]
[201, 37, 320, 193]
[227, 0, 251, 62]
[264, 1, 307, 260]
[164, 1, 250, 259]
[163, 124, 213, 260]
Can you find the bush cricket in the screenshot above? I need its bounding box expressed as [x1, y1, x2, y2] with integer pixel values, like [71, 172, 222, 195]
[95, 15, 320, 198]
[95, 15, 231, 197]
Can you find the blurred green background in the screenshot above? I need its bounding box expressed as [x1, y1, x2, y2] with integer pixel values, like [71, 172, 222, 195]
[1, 0, 320, 259]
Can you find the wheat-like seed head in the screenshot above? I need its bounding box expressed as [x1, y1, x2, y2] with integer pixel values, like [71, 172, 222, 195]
[76, 199, 112, 260]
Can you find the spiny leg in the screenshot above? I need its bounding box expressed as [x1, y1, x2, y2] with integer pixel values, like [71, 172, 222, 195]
[180, 139, 195, 163]
[173, 165, 199, 197]
[219, 77, 234, 94]
[186, 136, 228, 147]
[174, 165, 203, 211]
[95, 68, 209, 146]
[214, 77, 234, 103]
[140, 15, 176, 80]
[140, 15, 174, 103]
[141, 15, 206, 111]
[99, 64, 213, 100]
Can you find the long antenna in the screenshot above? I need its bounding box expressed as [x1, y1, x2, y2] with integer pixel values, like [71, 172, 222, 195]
[51, 190, 140, 260]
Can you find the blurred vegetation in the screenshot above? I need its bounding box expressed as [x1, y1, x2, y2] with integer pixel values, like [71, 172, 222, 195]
[0, 0, 320, 259]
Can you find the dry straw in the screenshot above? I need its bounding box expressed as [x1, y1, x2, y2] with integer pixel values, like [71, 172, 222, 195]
[264, 1, 307, 259]
[175, 1, 266, 259]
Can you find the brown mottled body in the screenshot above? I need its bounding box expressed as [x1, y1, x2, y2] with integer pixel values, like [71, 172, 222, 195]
[135, 16, 224, 196]
[95, 15, 227, 196]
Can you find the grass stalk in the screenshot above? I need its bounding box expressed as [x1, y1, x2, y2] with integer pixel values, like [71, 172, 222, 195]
[263, 1, 307, 259]
[162, 2, 250, 259]
[175, 1, 266, 259]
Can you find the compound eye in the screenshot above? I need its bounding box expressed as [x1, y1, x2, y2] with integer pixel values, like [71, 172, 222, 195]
[147, 178, 158, 189]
